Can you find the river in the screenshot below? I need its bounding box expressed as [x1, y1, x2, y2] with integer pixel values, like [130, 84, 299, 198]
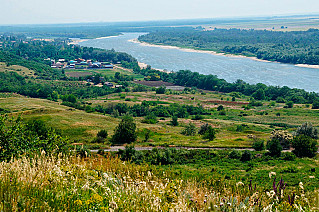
[79, 33, 319, 92]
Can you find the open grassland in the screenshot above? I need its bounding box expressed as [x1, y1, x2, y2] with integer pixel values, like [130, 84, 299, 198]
[0, 62, 36, 77]
[65, 65, 144, 81]
[0, 153, 318, 211]
[1, 86, 319, 148]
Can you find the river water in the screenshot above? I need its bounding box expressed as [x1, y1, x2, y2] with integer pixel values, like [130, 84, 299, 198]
[80, 33, 319, 92]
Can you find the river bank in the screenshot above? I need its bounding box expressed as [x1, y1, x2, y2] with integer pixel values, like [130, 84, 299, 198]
[131, 38, 319, 70]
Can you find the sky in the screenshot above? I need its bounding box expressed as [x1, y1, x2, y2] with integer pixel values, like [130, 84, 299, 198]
[1, 0, 319, 25]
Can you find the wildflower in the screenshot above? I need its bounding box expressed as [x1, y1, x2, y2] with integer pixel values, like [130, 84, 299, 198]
[309, 176, 315, 179]
[204, 199, 207, 203]
[269, 171, 276, 179]
[74, 200, 82, 206]
[92, 193, 103, 202]
[299, 182, 304, 190]
[227, 202, 231, 206]
[236, 181, 244, 187]
[220, 202, 224, 206]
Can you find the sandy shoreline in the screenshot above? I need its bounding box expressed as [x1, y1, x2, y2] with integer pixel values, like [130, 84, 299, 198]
[129, 39, 272, 63]
[130, 39, 319, 69]
[68, 35, 121, 45]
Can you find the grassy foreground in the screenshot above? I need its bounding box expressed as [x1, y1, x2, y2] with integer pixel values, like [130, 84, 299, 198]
[1, 153, 318, 211]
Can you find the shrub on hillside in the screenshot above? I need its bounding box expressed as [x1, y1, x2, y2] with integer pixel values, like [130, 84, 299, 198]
[266, 138, 282, 157]
[240, 150, 252, 162]
[228, 150, 242, 159]
[111, 115, 137, 144]
[252, 139, 265, 151]
[181, 122, 196, 136]
[0, 116, 68, 161]
[294, 122, 318, 139]
[292, 135, 317, 158]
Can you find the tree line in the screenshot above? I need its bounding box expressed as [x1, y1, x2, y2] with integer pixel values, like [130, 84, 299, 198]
[139, 28, 319, 65]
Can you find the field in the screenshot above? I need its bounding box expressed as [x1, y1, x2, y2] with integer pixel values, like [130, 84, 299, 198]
[1, 85, 318, 148]
[0, 62, 36, 77]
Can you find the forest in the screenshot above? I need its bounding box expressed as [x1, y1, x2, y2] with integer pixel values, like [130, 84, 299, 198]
[138, 28, 319, 65]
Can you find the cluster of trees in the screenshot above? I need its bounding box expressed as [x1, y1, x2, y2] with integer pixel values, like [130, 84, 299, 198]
[253, 122, 318, 158]
[94, 101, 209, 118]
[133, 69, 319, 104]
[0, 116, 68, 161]
[139, 28, 319, 65]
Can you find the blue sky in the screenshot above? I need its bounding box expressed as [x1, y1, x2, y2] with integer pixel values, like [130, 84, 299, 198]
[1, 0, 319, 25]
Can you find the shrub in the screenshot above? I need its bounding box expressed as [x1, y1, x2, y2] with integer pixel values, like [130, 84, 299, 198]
[312, 100, 319, 109]
[198, 123, 210, 135]
[266, 138, 282, 157]
[294, 122, 318, 139]
[252, 139, 265, 151]
[285, 101, 294, 108]
[228, 150, 241, 159]
[281, 152, 296, 161]
[181, 123, 196, 136]
[203, 126, 216, 141]
[155, 86, 166, 94]
[292, 135, 317, 158]
[217, 105, 224, 111]
[111, 115, 137, 144]
[142, 113, 158, 124]
[97, 129, 108, 139]
[171, 116, 178, 126]
[219, 110, 226, 115]
[240, 150, 252, 162]
[270, 130, 293, 150]
[0, 116, 68, 161]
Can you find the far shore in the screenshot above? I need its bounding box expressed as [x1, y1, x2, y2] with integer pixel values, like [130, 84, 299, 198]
[68, 35, 121, 45]
[129, 39, 319, 70]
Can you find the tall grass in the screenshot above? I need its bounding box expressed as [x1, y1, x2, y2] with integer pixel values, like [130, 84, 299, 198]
[1, 152, 318, 211]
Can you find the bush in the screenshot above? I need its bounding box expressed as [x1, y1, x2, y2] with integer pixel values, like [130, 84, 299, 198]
[228, 150, 241, 159]
[111, 115, 137, 144]
[294, 122, 318, 139]
[292, 135, 317, 158]
[312, 100, 319, 109]
[203, 126, 216, 141]
[285, 101, 294, 108]
[198, 123, 210, 135]
[252, 139, 265, 151]
[181, 123, 196, 136]
[171, 116, 178, 126]
[266, 138, 282, 157]
[281, 152, 296, 161]
[0, 116, 68, 161]
[217, 105, 224, 111]
[97, 129, 108, 139]
[142, 113, 158, 124]
[240, 150, 252, 162]
[75, 146, 90, 158]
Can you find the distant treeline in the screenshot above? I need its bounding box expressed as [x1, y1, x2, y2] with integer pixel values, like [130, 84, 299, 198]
[139, 28, 319, 65]
[134, 68, 319, 104]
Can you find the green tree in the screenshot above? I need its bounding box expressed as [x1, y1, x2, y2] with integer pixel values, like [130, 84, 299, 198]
[181, 122, 196, 136]
[294, 122, 318, 139]
[97, 129, 108, 138]
[267, 138, 282, 157]
[252, 88, 265, 100]
[171, 116, 178, 126]
[252, 139, 265, 151]
[203, 126, 216, 141]
[292, 135, 317, 158]
[111, 115, 137, 144]
[0, 116, 67, 161]
[312, 100, 319, 109]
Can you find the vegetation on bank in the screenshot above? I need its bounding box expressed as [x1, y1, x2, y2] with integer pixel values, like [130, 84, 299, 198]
[139, 28, 319, 65]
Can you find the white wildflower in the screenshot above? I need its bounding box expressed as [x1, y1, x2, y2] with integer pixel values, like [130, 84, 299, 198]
[268, 172, 276, 179]
[299, 182, 304, 190]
